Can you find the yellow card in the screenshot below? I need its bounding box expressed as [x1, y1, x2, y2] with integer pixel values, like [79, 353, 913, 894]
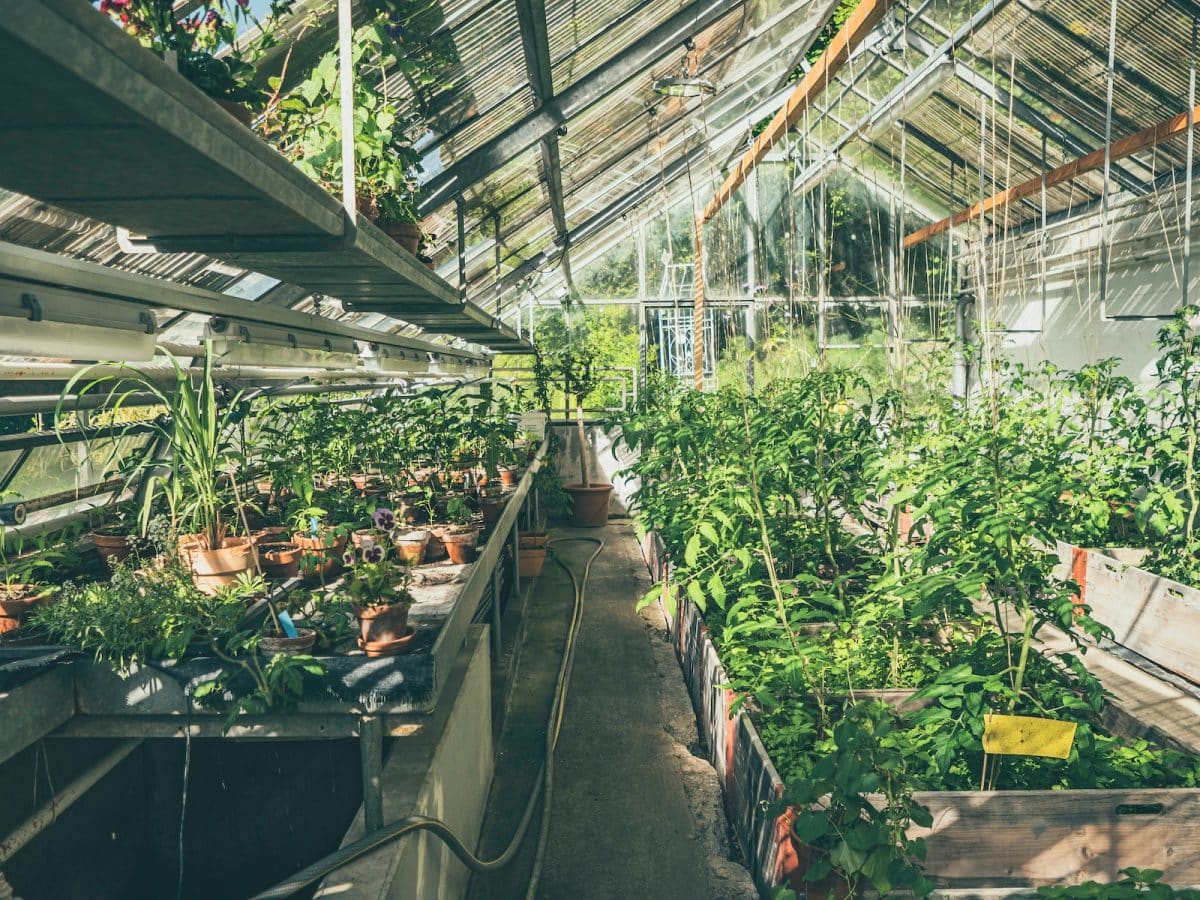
[982, 714, 1077, 759]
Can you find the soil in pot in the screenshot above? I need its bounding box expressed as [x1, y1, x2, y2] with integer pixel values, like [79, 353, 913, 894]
[393, 530, 430, 566]
[260, 542, 302, 580]
[565, 483, 613, 527]
[441, 527, 480, 565]
[91, 530, 134, 565]
[356, 602, 411, 645]
[189, 538, 256, 595]
[260, 628, 317, 657]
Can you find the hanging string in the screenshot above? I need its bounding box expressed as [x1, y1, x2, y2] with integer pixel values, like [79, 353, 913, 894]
[1185, 16, 1198, 309]
[1098, 0, 1119, 319]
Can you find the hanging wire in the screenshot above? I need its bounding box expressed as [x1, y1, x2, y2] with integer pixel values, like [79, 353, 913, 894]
[1098, 0, 1119, 320]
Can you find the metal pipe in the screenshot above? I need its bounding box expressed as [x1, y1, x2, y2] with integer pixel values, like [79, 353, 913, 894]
[952, 293, 973, 398]
[0, 740, 144, 865]
[337, 0, 355, 219]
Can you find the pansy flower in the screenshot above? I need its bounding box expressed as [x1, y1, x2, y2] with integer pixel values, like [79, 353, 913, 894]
[372, 507, 397, 531]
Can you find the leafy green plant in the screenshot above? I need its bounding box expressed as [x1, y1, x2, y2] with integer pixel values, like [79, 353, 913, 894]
[1038, 868, 1200, 899]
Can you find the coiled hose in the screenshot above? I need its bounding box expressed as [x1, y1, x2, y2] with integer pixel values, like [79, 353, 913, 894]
[249, 536, 605, 900]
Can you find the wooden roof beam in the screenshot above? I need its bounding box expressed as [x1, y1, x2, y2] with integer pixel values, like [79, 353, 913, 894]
[904, 104, 1200, 249]
[701, 0, 896, 224]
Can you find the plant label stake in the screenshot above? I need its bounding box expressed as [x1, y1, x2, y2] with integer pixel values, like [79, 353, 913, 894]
[276, 610, 301, 639]
[983, 714, 1078, 759]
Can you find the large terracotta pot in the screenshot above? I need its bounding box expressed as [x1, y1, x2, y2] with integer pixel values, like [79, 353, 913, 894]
[356, 602, 410, 645]
[189, 538, 256, 595]
[498, 466, 519, 488]
[441, 527, 480, 564]
[565, 484, 613, 528]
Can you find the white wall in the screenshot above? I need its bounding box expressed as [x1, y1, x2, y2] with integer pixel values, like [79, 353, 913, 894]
[983, 179, 1199, 383]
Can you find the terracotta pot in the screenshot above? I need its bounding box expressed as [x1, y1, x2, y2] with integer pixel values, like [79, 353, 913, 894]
[91, 530, 134, 565]
[351, 528, 384, 549]
[441, 527, 480, 564]
[293, 531, 349, 579]
[498, 466, 518, 488]
[358, 626, 416, 658]
[189, 539, 256, 594]
[393, 530, 430, 566]
[518, 546, 548, 578]
[260, 542, 302, 580]
[350, 473, 385, 495]
[425, 527, 448, 562]
[565, 484, 613, 528]
[378, 220, 422, 254]
[479, 493, 505, 528]
[0, 616, 21, 636]
[0, 585, 45, 619]
[356, 602, 410, 644]
[260, 628, 317, 657]
[251, 525, 289, 544]
[214, 98, 253, 126]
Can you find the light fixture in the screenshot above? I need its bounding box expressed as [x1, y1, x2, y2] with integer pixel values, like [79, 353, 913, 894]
[653, 73, 716, 97]
[204, 317, 360, 370]
[358, 342, 433, 375]
[795, 154, 840, 195]
[861, 55, 955, 141]
[0, 278, 158, 361]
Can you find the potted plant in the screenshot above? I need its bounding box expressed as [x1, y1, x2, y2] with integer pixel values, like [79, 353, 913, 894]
[259, 542, 302, 580]
[59, 346, 257, 595]
[518, 463, 570, 578]
[262, 21, 425, 252]
[97, 0, 288, 123]
[285, 476, 350, 581]
[340, 535, 415, 657]
[556, 343, 613, 527]
[440, 496, 480, 564]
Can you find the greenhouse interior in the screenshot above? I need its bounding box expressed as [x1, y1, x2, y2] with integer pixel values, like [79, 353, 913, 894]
[4, 0, 1200, 897]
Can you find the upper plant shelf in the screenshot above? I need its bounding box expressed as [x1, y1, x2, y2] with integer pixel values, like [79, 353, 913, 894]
[0, 0, 530, 354]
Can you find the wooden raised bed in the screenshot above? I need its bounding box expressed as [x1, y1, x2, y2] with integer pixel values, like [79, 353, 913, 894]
[644, 536, 1200, 897]
[1052, 541, 1200, 687]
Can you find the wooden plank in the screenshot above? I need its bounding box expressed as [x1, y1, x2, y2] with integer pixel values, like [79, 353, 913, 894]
[912, 789, 1200, 887]
[701, 0, 896, 223]
[904, 104, 1200, 248]
[1083, 552, 1200, 686]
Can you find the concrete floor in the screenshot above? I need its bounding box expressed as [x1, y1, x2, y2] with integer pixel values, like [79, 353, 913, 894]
[469, 522, 756, 900]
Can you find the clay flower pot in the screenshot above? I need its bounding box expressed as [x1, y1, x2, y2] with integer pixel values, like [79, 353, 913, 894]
[441, 526, 480, 564]
[91, 530, 134, 565]
[260, 542, 302, 580]
[518, 533, 550, 578]
[498, 466, 518, 488]
[189, 538, 256, 595]
[293, 530, 349, 580]
[565, 483, 613, 527]
[350, 473, 386, 495]
[479, 492, 505, 528]
[358, 627, 416, 658]
[393, 529, 431, 566]
[356, 602, 411, 645]
[259, 628, 317, 657]
[425, 527, 449, 562]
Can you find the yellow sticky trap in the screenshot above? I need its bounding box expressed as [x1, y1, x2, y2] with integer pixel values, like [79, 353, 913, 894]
[982, 714, 1077, 759]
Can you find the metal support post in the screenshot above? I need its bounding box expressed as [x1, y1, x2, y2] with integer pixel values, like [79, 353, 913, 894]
[337, 0, 355, 219]
[359, 715, 384, 832]
[491, 560, 503, 661]
[510, 520, 520, 594]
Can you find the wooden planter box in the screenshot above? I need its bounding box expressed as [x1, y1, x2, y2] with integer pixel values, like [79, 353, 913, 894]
[643, 534, 1200, 897]
[1053, 541, 1200, 686]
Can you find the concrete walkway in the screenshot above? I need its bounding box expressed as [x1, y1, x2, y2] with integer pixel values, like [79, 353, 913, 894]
[469, 523, 755, 900]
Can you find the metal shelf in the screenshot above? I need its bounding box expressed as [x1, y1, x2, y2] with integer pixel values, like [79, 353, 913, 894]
[0, 0, 530, 353]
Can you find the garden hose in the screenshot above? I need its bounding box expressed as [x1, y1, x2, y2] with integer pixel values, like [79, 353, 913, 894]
[248, 536, 604, 900]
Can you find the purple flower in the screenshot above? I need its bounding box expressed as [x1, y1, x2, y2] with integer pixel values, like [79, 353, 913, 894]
[372, 507, 396, 531]
[342, 551, 357, 566]
[364, 543, 385, 564]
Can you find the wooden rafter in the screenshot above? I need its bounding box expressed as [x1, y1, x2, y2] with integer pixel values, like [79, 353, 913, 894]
[700, 0, 896, 224]
[903, 103, 1200, 249]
